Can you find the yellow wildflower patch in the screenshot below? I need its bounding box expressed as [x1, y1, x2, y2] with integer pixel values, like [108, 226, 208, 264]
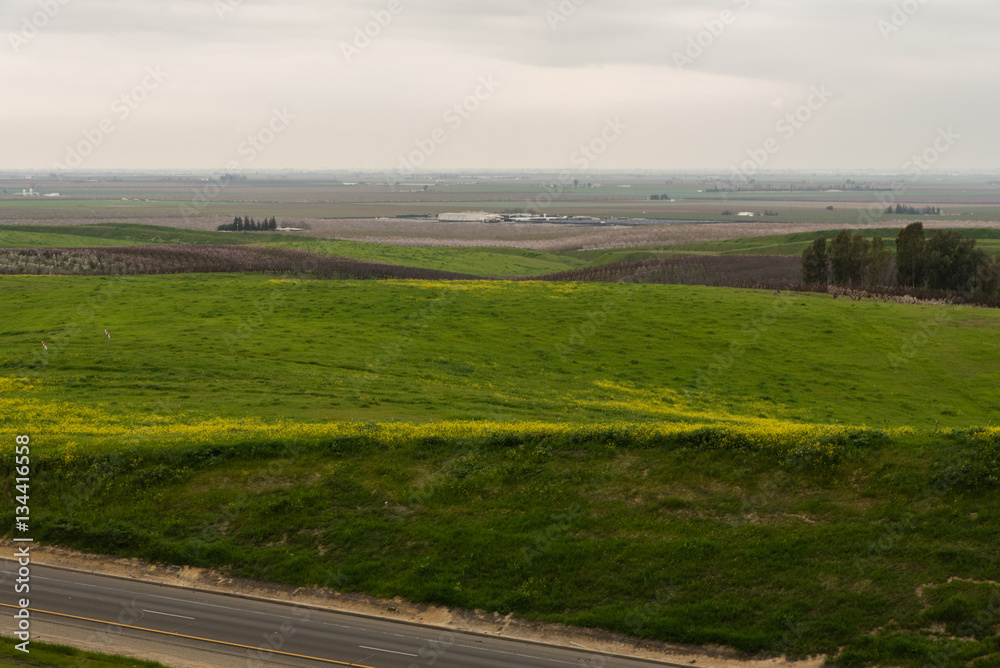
[0, 377, 39, 394]
[1, 392, 908, 462]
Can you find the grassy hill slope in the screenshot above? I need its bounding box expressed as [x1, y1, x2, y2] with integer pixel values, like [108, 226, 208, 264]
[3, 276, 1000, 667]
[2, 276, 998, 428]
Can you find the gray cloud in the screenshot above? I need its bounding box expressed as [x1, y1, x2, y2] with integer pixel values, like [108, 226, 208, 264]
[2, 0, 997, 170]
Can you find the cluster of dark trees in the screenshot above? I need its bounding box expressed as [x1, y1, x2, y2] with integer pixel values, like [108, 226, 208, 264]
[648, 194, 672, 200]
[217, 216, 278, 232]
[896, 223, 999, 292]
[802, 223, 1000, 293]
[886, 204, 942, 215]
[802, 232, 892, 287]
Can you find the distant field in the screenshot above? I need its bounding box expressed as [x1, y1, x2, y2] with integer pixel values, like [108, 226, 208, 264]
[0, 200, 172, 209]
[0, 228, 144, 249]
[4, 223, 1000, 278]
[4, 174, 1000, 230]
[0, 224, 591, 276]
[3, 223, 1000, 282]
[4, 199, 1000, 226]
[0, 224, 243, 248]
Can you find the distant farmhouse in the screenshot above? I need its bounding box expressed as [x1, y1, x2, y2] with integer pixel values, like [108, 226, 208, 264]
[16, 188, 59, 197]
[438, 211, 501, 223]
[438, 211, 605, 225]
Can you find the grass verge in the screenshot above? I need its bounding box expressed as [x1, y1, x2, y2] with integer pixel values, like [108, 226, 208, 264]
[3, 426, 999, 667]
[0, 637, 169, 667]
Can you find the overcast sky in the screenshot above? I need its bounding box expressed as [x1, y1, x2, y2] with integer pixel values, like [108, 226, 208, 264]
[3, 0, 998, 172]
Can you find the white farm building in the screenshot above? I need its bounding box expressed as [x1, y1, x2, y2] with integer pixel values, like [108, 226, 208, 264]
[438, 211, 501, 223]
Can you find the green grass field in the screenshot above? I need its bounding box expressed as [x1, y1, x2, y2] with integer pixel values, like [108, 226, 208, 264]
[0, 226, 233, 252]
[274, 238, 593, 276]
[1, 277, 999, 666]
[0, 224, 259, 248]
[3, 276, 999, 428]
[3, 240, 1000, 666]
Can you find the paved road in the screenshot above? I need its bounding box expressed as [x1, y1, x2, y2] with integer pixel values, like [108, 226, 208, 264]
[2, 562, 681, 668]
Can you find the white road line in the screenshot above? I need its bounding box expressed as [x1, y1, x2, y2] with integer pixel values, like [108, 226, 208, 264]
[359, 645, 418, 657]
[142, 609, 196, 620]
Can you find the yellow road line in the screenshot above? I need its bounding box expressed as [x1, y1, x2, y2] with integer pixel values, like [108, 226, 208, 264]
[1, 603, 376, 667]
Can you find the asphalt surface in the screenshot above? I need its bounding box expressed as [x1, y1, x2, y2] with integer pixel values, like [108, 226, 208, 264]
[3, 562, 682, 668]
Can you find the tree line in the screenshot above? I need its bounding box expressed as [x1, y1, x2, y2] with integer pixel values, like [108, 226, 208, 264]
[885, 204, 941, 216]
[802, 223, 1000, 293]
[217, 216, 278, 232]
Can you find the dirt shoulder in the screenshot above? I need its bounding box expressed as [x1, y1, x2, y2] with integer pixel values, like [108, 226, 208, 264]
[7, 541, 825, 668]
